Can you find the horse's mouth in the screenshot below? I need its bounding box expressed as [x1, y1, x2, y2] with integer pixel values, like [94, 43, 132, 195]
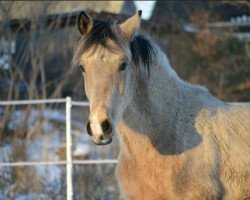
[92, 137, 113, 145]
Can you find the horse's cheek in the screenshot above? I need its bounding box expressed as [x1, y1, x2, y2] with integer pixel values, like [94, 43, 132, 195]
[83, 76, 90, 98]
[119, 79, 125, 96]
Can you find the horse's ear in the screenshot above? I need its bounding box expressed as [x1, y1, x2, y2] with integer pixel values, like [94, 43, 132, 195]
[77, 11, 93, 35]
[120, 10, 142, 41]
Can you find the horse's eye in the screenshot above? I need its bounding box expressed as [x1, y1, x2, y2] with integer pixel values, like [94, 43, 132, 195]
[79, 65, 85, 73]
[119, 62, 127, 71]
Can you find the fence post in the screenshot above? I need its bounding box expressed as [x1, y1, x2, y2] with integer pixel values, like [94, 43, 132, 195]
[66, 96, 73, 200]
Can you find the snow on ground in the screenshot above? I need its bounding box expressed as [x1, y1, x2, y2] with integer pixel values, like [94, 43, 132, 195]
[0, 107, 119, 199]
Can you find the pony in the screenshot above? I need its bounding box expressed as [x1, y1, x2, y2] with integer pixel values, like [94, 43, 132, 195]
[72, 10, 250, 200]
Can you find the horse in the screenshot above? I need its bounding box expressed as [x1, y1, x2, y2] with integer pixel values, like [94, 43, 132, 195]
[72, 10, 250, 200]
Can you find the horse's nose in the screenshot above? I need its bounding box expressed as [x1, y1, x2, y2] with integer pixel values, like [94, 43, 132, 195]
[101, 119, 112, 135]
[86, 119, 112, 141]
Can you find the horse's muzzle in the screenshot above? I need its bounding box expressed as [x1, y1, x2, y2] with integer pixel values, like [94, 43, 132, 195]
[92, 137, 113, 145]
[86, 118, 113, 145]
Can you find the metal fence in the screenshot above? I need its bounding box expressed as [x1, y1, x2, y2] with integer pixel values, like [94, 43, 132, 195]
[0, 97, 118, 200]
[0, 98, 249, 200]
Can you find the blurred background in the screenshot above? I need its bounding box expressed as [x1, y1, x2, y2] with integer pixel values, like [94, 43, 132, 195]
[0, 1, 250, 199]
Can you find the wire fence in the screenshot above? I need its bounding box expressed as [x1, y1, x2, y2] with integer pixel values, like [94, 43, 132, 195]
[0, 97, 118, 200]
[0, 98, 249, 200]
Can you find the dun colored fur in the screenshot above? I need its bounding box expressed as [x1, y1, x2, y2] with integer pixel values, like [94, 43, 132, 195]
[73, 10, 250, 200]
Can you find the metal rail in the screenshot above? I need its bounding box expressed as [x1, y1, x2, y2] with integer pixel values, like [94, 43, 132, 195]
[0, 160, 118, 167]
[0, 98, 66, 105]
[0, 98, 249, 199]
[0, 97, 112, 200]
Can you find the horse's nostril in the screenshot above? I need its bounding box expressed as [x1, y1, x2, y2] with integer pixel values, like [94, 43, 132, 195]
[99, 135, 104, 141]
[101, 119, 112, 135]
[86, 120, 93, 136]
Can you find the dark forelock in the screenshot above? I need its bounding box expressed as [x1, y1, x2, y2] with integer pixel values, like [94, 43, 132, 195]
[72, 18, 155, 73]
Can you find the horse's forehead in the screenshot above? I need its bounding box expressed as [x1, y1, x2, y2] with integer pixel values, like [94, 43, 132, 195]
[80, 47, 125, 65]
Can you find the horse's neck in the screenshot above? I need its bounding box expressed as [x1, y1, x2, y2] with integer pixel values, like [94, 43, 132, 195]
[118, 47, 185, 156]
[117, 44, 224, 159]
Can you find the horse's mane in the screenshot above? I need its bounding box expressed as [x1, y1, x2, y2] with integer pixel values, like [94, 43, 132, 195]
[72, 18, 155, 73]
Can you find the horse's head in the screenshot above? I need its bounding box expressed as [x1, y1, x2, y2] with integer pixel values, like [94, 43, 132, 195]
[73, 11, 142, 145]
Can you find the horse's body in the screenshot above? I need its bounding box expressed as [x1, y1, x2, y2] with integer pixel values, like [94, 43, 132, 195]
[116, 50, 250, 199]
[73, 11, 250, 200]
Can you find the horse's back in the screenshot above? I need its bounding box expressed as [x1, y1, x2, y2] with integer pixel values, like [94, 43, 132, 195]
[217, 103, 250, 152]
[192, 98, 250, 199]
[212, 103, 250, 199]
